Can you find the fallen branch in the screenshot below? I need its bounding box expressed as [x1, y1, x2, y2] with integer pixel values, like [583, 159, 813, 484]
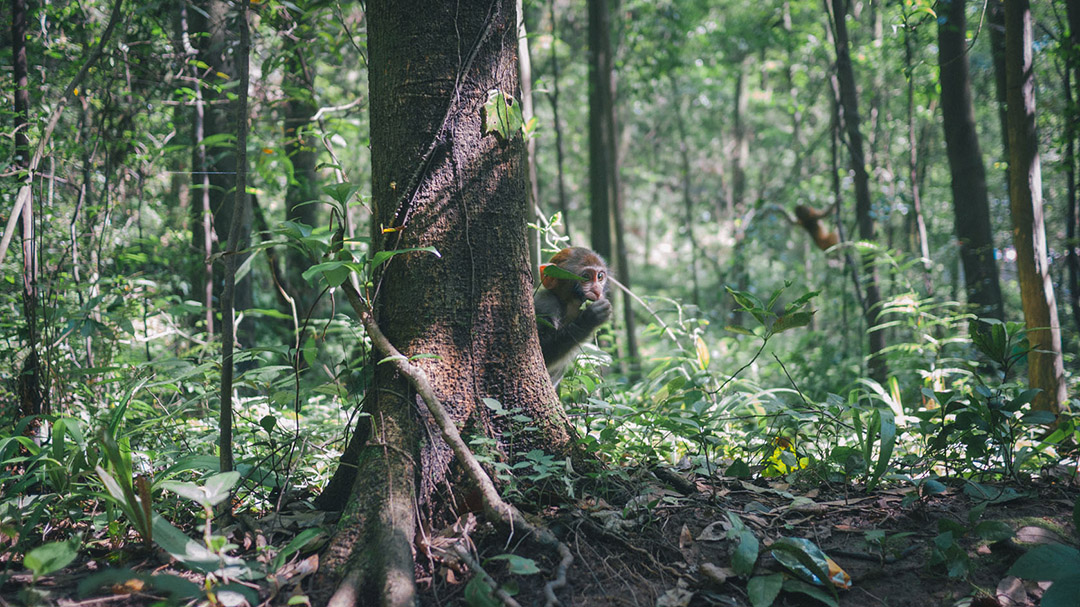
[339, 281, 573, 606]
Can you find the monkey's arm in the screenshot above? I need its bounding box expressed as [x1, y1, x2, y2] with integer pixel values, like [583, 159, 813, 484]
[534, 292, 611, 382]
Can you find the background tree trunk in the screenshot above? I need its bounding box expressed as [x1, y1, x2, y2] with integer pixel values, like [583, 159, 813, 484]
[217, 0, 251, 475]
[547, 0, 572, 236]
[517, 0, 542, 284]
[282, 5, 320, 308]
[938, 0, 1005, 322]
[588, 0, 615, 260]
[1065, 0, 1080, 342]
[190, 0, 253, 345]
[829, 0, 887, 384]
[318, 1, 580, 602]
[11, 0, 44, 418]
[1004, 0, 1067, 412]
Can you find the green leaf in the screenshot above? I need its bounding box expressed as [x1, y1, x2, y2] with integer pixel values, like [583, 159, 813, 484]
[781, 579, 839, 607]
[198, 133, 236, 149]
[770, 537, 836, 599]
[974, 520, 1014, 542]
[866, 409, 896, 490]
[303, 335, 317, 368]
[726, 287, 763, 312]
[726, 459, 751, 478]
[202, 472, 241, 506]
[483, 89, 524, 140]
[159, 480, 207, 505]
[245, 308, 292, 320]
[724, 325, 757, 337]
[1021, 410, 1056, 425]
[1007, 543, 1080, 581]
[370, 246, 440, 270]
[301, 260, 346, 284]
[24, 538, 80, 578]
[151, 515, 251, 578]
[270, 528, 326, 573]
[732, 529, 759, 576]
[464, 574, 501, 607]
[1039, 577, 1080, 607]
[487, 553, 540, 575]
[542, 264, 584, 281]
[770, 311, 813, 334]
[747, 573, 784, 607]
[322, 183, 360, 206]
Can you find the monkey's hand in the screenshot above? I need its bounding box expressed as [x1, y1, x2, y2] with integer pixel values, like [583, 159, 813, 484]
[577, 298, 612, 331]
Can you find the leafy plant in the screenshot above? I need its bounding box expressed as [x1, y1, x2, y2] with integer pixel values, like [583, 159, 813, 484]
[917, 319, 1049, 479]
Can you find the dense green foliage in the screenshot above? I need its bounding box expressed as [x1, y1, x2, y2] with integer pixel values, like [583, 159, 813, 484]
[1, 0, 1078, 603]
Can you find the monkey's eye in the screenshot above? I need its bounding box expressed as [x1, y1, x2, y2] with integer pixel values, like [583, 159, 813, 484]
[597, 272, 605, 281]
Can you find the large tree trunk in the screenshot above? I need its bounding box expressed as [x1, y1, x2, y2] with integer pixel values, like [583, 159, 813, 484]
[937, 0, 1005, 322]
[829, 0, 887, 384]
[1004, 0, 1067, 412]
[318, 1, 580, 604]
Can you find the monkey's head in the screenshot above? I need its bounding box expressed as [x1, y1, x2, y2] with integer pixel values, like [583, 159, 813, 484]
[540, 247, 609, 304]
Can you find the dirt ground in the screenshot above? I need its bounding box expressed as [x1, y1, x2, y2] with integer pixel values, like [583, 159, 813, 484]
[422, 471, 1078, 607]
[3, 472, 1077, 607]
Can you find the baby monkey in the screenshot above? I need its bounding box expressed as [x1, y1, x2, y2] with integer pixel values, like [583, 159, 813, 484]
[534, 247, 612, 386]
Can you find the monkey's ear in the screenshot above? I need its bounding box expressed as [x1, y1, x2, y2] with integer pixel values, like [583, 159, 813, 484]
[540, 264, 558, 290]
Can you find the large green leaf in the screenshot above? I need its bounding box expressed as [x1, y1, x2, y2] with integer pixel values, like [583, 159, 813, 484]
[1008, 543, 1080, 581]
[24, 537, 80, 578]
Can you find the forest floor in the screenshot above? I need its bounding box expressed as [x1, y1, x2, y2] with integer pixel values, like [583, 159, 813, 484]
[422, 470, 1078, 607]
[2, 471, 1077, 607]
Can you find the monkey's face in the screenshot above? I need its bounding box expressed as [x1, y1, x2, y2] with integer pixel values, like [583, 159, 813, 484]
[576, 267, 607, 302]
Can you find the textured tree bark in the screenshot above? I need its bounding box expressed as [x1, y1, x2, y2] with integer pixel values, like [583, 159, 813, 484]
[1004, 0, 1067, 412]
[317, 1, 581, 603]
[829, 0, 887, 384]
[937, 0, 1005, 322]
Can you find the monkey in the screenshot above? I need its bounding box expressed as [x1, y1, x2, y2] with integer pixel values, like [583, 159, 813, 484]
[533, 247, 613, 386]
[794, 204, 839, 251]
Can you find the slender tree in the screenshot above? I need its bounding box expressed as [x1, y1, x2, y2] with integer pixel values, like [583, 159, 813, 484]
[937, 0, 1005, 321]
[829, 0, 887, 384]
[546, 0, 572, 234]
[588, 0, 615, 260]
[1004, 0, 1068, 411]
[190, 0, 253, 344]
[517, 0, 542, 283]
[1065, 0, 1080, 339]
[11, 0, 43, 418]
[282, 3, 321, 306]
[217, 0, 252, 474]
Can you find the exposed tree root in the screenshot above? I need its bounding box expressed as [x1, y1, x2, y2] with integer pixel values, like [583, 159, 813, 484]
[325, 283, 574, 606]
